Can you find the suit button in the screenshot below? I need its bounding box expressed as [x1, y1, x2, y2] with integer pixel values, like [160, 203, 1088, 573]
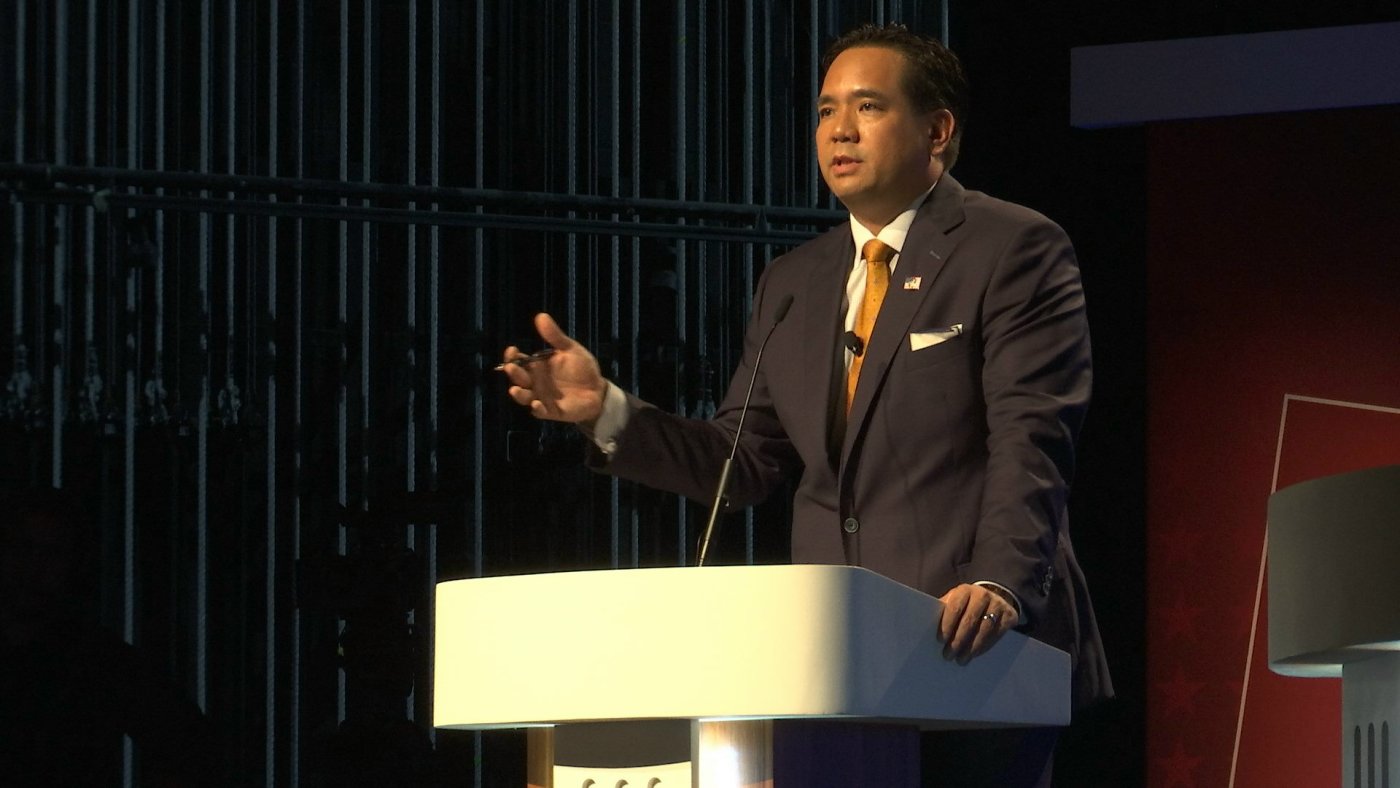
[842, 517, 860, 534]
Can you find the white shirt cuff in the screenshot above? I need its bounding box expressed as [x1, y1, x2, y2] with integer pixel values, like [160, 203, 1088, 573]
[583, 381, 629, 455]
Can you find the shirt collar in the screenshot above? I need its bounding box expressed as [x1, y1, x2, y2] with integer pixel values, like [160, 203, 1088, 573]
[847, 180, 939, 264]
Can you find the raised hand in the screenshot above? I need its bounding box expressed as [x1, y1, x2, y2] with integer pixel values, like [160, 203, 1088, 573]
[501, 313, 609, 425]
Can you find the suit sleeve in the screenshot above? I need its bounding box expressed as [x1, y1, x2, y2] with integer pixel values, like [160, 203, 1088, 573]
[967, 216, 1091, 628]
[584, 266, 801, 507]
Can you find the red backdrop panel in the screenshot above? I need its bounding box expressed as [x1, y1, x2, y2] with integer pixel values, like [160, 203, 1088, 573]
[1145, 105, 1400, 788]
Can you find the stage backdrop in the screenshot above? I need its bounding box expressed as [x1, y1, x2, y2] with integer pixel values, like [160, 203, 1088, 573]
[1146, 104, 1400, 787]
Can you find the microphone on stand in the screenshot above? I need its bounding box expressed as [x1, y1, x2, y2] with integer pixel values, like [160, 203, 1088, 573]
[695, 294, 794, 567]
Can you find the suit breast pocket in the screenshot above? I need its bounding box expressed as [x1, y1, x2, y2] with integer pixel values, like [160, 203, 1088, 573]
[903, 337, 969, 372]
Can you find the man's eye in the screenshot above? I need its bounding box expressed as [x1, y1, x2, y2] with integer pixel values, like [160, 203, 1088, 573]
[860, 102, 877, 111]
[817, 108, 833, 118]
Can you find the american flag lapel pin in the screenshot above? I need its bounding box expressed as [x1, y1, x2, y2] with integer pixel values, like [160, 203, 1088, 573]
[903, 276, 921, 290]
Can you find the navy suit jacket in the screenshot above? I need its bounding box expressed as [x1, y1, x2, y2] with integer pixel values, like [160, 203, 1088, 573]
[594, 175, 1111, 708]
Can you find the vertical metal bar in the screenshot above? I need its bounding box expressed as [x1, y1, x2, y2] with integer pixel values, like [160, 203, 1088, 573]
[123, 2, 141, 783]
[336, 0, 349, 725]
[357, 0, 375, 739]
[11, 0, 24, 171]
[360, 0, 373, 559]
[81, 0, 97, 435]
[154, 0, 167, 426]
[122, 245, 139, 788]
[673, 0, 688, 566]
[566, 0, 579, 336]
[428, 0, 444, 756]
[265, 1, 280, 783]
[404, 0, 419, 727]
[761, 1, 772, 213]
[585, 3, 597, 354]
[226, 0, 238, 409]
[128, 0, 139, 173]
[290, 2, 307, 781]
[223, 2, 242, 768]
[197, 0, 213, 720]
[53, 0, 67, 264]
[155, 0, 166, 163]
[471, 0, 484, 583]
[629, 0, 641, 568]
[760, 0, 772, 329]
[733, 0, 748, 564]
[50, 0, 68, 515]
[51, 0, 68, 489]
[37, 0, 52, 487]
[9, 0, 24, 412]
[468, 0, 486, 772]
[609, 0, 622, 569]
[694, 0, 706, 365]
[742, 0, 756, 562]
[10, 0, 23, 177]
[357, 17, 375, 738]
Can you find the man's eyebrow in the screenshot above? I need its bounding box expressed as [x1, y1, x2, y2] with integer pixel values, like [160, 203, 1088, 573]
[816, 87, 890, 106]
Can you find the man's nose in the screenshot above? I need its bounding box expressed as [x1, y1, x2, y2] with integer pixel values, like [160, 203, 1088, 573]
[829, 111, 857, 141]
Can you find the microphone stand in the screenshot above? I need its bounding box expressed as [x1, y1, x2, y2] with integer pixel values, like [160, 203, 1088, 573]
[695, 295, 793, 567]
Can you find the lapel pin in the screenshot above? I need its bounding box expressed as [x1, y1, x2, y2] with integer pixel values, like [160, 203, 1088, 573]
[903, 276, 921, 290]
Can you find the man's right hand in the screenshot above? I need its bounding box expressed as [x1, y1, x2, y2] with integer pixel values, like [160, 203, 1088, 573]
[501, 312, 608, 425]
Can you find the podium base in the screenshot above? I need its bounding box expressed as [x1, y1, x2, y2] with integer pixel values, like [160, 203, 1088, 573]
[527, 719, 919, 787]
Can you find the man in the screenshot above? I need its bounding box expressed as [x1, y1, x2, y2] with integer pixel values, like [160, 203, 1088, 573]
[503, 23, 1110, 786]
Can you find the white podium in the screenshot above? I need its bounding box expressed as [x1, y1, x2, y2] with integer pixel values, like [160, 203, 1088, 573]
[1268, 465, 1400, 788]
[435, 564, 1070, 786]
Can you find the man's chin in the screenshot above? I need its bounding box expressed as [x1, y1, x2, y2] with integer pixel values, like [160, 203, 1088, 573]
[833, 192, 889, 219]
[825, 182, 868, 210]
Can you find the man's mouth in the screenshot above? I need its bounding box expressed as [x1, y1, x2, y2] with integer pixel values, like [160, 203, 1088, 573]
[830, 154, 861, 174]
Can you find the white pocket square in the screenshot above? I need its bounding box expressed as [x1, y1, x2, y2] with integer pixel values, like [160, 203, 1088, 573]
[909, 324, 963, 351]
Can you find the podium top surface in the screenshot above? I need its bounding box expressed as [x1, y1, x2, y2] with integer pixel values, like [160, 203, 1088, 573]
[434, 564, 1069, 730]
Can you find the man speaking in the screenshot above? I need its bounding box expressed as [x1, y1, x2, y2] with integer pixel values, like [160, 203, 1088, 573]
[501, 23, 1111, 786]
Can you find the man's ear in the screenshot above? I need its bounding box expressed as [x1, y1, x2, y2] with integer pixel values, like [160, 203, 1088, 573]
[928, 108, 955, 157]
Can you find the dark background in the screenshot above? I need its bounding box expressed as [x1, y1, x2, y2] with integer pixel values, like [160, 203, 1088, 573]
[3, 1, 1397, 785]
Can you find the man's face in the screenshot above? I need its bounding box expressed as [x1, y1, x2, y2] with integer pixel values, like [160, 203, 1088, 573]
[816, 46, 947, 231]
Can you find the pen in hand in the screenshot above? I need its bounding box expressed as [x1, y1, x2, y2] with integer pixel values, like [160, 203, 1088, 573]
[493, 348, 558, 371]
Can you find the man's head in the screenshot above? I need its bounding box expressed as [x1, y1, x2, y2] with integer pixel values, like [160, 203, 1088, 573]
[816, 24, 967, 231]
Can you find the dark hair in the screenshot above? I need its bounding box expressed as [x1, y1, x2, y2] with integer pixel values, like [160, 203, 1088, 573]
[820, 23, 968, 168]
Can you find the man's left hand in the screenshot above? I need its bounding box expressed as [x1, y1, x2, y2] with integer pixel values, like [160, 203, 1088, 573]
[937, 583, 1019, 664]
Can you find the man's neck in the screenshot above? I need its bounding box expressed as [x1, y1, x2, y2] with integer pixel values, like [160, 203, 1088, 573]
[851, 212, 896, 236]
[847, 178, 941, 235]
[849, 180, 941, 237]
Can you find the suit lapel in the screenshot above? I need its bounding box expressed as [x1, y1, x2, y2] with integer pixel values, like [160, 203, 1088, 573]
[840, 176, 968, 467]
[797, 229, 853, 468]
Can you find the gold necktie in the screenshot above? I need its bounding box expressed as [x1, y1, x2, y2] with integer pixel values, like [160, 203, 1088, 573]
[847, 238, 896, 414]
